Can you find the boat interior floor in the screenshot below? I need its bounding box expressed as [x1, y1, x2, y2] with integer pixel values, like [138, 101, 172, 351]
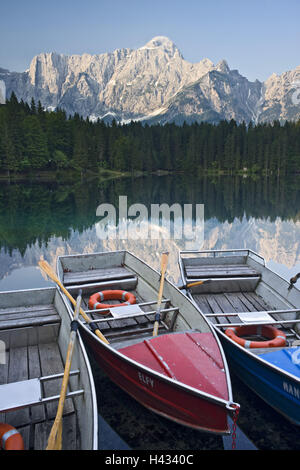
[192, 291, 300, 353]
[0, 305, 79, 450]
[63, 263, 182, 349]
[78, 281, 230, 400]
[80, 289, 175, 349]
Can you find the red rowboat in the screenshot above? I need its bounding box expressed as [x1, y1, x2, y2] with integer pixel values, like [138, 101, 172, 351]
[57, 250, 239, 435]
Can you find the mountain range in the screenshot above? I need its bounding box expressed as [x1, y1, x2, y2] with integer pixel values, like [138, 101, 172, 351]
[0, 36, 300, 125]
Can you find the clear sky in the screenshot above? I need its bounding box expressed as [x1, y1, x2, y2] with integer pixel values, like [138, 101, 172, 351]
[0, 0, 299, 82]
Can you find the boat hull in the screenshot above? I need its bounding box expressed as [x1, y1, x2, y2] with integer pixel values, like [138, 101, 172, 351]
[219, 333, 300, 426]
[81, 327, 231, 435]
[178, 248, 300, 427]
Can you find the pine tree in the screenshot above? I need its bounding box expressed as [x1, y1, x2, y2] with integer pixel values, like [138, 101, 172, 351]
[22, 115, 49, 169]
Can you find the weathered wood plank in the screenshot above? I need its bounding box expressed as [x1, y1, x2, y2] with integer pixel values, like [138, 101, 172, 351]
[183, 256, 247, 267]
[0, 304, 55, 317]
[34, 413, 77, 450]
[210, 294, 243, 325]
[235, 292, 260, 312]
[185, 265, 259, 278]
[0, 308, 58, 323]
[224, 293, 250, 313]
[0, 314, 60, 330]
[204, 295, 230, 324]
[64, 266, 134, 285]
[246, 293, 293, 331]
[242, 292, 290, 331]
[193, 295, 214, 315]
[38, 342, 74, 419]
[244, 292, 272, 311]
[185, 264, 257, 272]
[28, 345, 45, 423]
[18, 425, 31, 450]
[6, 346, 30, 427]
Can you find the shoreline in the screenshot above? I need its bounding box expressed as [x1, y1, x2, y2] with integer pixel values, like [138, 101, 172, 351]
[0, 168, 298, 183]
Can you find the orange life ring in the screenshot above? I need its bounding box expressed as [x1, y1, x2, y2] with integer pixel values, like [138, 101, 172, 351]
[225, 324, 286, 349]
[88, 290, 136, 313]
[0, 423, 24, 450]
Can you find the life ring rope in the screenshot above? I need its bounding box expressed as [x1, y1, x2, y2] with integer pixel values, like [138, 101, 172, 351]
[88, 290, 136, 314]
[225, 324, 286, 349]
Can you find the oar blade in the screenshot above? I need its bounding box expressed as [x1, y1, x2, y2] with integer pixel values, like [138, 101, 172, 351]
[46, 420, 62, 450]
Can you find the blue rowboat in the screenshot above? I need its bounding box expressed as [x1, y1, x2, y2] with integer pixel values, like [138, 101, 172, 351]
[178, 249, 300, 425]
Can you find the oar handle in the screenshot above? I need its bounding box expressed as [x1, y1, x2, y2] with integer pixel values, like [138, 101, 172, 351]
[46, 292, 83, 450]
[71, 289, 82, 334]
[38, 261, 109, 344]
[153, 252, 169, 337]
[290, 273, 300, 285]
[178, 279, 212, 290]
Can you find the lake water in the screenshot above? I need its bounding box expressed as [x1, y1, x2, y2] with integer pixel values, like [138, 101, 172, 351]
[1, 173, 300, 450]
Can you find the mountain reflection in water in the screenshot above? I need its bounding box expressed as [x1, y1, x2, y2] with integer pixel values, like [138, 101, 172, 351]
[1, 173, 300, 450]
[0, 174, 299, 289]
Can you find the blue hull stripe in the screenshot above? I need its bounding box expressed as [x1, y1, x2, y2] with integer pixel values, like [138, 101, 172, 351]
[220, 337, 300, 425]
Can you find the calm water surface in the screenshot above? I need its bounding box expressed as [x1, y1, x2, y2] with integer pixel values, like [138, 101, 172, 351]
[0, 174, 300, 450]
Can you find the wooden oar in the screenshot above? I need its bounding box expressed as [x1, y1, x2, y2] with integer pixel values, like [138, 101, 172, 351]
[46, 291, 82, 450]
[178, 279, 212, 290]
[152, 252, 169, 337]
[38, 260, 109, 344]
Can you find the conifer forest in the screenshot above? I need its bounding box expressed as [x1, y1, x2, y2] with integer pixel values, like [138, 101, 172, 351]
[0, 93, 299, 176]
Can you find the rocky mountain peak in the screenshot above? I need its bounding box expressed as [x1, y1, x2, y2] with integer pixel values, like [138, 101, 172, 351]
[0, 38, 299, 125]
[215, 59, 230, 73]
[140, 36, 182, 58]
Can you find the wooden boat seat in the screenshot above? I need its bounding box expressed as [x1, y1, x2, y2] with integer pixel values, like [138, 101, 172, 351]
[185, 263, 260, 279]
[0, 304, 60, 330]
[63, 266, 136, 286]
[184, 264, 261, 293]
